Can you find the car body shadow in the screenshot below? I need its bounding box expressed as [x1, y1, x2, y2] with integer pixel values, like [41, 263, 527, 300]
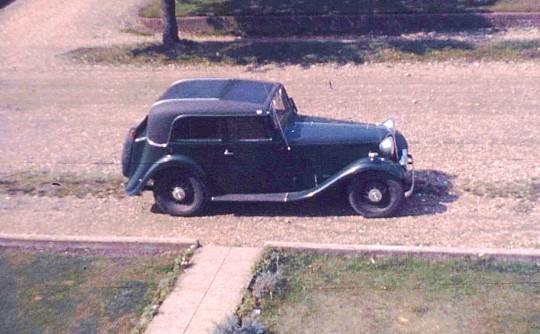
[170, 169, 458, 218]
[398, 170, 459, 217]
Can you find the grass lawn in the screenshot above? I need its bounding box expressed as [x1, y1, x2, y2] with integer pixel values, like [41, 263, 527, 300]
[0, 248, 189, 333]
[235, 252, 540, 333]
[140, 0, 540, 18]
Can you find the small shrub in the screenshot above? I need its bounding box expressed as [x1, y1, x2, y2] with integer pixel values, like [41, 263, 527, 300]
[213, 316, 269, 334]
[252, 271, 280, 300]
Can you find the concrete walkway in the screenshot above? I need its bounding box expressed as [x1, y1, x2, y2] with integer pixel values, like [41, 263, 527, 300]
[146, 246, 262, 334]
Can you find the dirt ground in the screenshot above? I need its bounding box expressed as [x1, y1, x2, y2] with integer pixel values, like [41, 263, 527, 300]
[0, 0, 538, 248]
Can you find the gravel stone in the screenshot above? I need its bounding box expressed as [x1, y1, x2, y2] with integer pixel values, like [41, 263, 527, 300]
[0, 0, 538, 249]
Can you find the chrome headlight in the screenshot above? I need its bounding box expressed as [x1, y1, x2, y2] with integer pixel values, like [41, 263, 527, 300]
[379, 136, 395, 159]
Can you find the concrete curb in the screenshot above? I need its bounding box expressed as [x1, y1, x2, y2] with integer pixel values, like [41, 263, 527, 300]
[264, 241, 540, 262]
[0, 233, 199, 256]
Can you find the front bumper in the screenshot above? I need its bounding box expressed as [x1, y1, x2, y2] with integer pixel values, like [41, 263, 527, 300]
[404, 153, 415, 198]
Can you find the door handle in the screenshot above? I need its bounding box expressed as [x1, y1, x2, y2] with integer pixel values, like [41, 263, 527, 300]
[224, 149, 235, 156]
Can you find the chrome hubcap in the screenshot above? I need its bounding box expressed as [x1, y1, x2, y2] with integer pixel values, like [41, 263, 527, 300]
[171, 187, 187, 201]
[368, 188, 383, 203]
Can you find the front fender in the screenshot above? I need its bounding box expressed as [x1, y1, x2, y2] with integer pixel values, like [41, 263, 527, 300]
[287, 157, 406, 201]
[125, 155, 205, 195]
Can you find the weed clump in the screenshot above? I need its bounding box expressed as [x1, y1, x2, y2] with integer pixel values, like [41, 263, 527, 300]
[213, 315, 269, 334]
[252, 271, 281, 300]
[215, 251, 288, 333]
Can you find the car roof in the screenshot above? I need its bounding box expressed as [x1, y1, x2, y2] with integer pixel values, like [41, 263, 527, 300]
[147, 78, 282, 145]
[156, 78, 280, 105]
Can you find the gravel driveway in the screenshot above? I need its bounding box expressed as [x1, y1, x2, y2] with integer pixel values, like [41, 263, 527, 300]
[0, 0, 538, 248]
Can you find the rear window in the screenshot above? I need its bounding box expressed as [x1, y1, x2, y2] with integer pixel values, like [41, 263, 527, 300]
[170, 117, 224, 142]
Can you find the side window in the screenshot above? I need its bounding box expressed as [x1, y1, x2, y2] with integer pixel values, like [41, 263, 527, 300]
[227, 117, 273, 141]
[170, 117, 223, 141]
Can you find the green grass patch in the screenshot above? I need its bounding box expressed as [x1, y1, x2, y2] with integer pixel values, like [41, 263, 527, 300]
[237, 251, 540, 334]
[67, 38, 540, 66]
[0, 248, 193, 334]
[140, 0, 540, 18]
[0, 170, 125, 198]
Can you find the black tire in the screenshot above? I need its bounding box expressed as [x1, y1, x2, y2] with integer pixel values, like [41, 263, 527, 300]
[153, 171, 206, 216]
[348, 175, 404, 218]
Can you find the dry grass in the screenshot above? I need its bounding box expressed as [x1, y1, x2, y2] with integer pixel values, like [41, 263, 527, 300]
[246, 252, 540, 334]
[0, 249, 189, 334]
[480, 0, 540, 12]
[67, 34, 540, 66]
[0, 171, 125, 198]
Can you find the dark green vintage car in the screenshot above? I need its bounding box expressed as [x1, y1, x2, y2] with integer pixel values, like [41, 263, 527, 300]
[122, 78, 414, 218]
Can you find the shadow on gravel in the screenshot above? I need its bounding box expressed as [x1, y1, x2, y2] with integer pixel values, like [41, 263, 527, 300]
[68, 32, 540, 66]
[399, 170, 458, 217]
[106, 38, 473, 66]
[153, 169, 457, 218]
[0, 0, 14, 9]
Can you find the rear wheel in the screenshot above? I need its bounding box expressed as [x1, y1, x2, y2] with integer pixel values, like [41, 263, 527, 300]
[348, 175, 404, 218]
[153, 171, 205, 216]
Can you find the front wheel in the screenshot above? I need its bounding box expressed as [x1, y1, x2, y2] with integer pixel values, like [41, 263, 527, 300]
[348, 176, 404, 218]
[153, 171, 206, 216]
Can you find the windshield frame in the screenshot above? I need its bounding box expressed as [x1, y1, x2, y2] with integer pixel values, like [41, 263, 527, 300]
[270, 88, 297, 150]
[271, 88, 296, 129]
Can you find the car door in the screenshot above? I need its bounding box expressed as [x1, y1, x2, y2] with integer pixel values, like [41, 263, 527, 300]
[167, 116, 227, 191]
[215, 116, 295, 194]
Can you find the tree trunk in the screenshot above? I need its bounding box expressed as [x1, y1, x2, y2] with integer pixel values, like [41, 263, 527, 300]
[161, 0, 179, 47]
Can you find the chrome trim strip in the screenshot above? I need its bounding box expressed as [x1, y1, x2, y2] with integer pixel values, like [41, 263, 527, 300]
[147, 138, 167, 148]
[399, 149, 408, 168]
[135, 136, 147, 143]
[151, 98, 220, 109]
[167, 78, 228, 89]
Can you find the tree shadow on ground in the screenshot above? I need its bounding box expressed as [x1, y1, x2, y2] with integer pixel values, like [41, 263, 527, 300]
[129, 38, 473, 66]
[193, 0, 497, 16]
[194, 169, 458, 218]
[224, 14, 494, 37]
[190, 0, 496, 37]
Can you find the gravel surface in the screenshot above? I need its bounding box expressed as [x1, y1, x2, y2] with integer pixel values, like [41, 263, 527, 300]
[0, 0, 538, 248]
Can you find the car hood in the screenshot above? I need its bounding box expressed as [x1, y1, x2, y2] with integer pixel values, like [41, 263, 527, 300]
[285, 115, 390, 145]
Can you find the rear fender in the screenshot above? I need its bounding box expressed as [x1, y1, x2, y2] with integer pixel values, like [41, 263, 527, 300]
[125, 155, 205, 195]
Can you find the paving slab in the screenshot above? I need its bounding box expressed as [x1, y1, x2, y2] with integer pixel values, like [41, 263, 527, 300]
[146, 245, 262, 334]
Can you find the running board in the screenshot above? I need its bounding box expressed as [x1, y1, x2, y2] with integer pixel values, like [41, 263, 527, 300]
[211, 193, 288, 202]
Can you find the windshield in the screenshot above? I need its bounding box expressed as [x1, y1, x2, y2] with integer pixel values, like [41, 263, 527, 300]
[272, 89, 295, 128]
